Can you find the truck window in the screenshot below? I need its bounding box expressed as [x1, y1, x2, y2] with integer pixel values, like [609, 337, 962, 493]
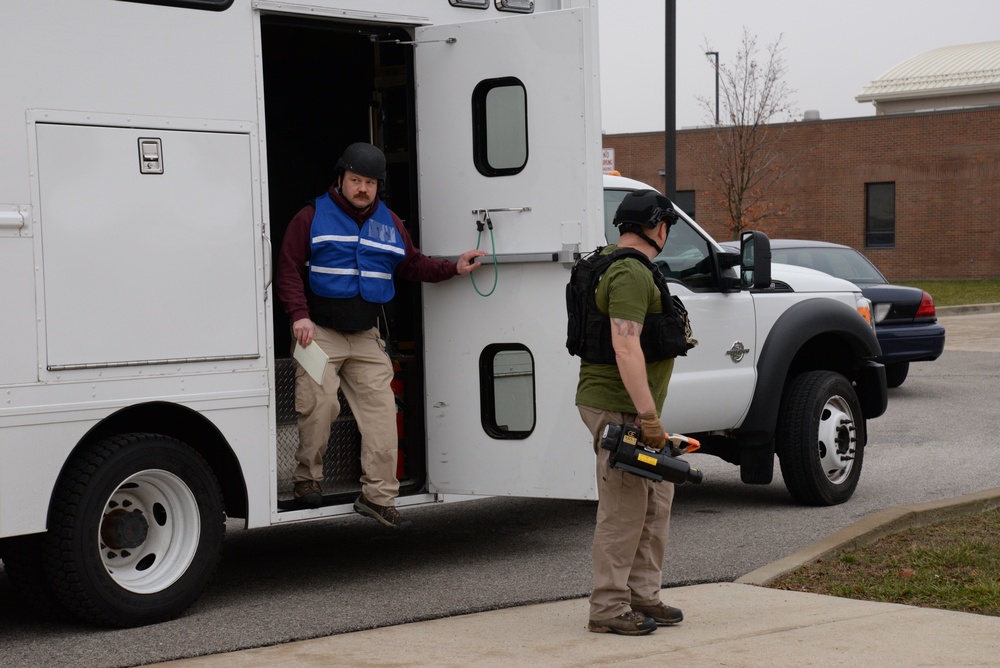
[472, 77, 527, 176]
[480, 344, 535, 438]
[657, 219, 714, 290]
[603, 188, 629, 242]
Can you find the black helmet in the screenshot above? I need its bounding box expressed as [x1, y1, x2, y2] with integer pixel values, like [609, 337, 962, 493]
[336, 142, 386, 180]
[613, 189, 678, 230]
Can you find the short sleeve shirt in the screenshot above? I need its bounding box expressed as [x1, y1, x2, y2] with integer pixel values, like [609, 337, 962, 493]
[575, 246, 674, 414]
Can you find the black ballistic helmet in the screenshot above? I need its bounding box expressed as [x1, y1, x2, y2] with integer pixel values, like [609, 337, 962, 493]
[336, 142, 387, 180]
[613, 189, 678, 230]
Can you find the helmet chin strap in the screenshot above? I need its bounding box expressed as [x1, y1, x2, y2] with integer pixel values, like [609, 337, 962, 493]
[637, 230, 663, 255]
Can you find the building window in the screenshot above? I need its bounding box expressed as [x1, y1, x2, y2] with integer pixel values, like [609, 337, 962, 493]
[674, 190, 696, 219]
[472, 77, 528, 176]
[866, 182, 895, 248]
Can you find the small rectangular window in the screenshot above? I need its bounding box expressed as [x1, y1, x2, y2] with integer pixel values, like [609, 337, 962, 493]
[866, 182, 895, 248]
[117, 0, 233, 9]
[480, 344, 535, 439]
[472, 77, 528, 177]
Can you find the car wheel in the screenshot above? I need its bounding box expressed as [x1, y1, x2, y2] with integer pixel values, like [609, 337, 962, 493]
[884, 361, 909, 388]
[44, 433, 225, 627]
[776, 370, 865, 506]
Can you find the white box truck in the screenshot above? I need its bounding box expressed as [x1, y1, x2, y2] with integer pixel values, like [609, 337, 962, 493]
[0, 0, 886, 627]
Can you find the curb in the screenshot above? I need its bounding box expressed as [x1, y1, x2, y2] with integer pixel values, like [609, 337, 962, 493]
[736, 486, 1000, 586]
[936, 302, 1000, 316]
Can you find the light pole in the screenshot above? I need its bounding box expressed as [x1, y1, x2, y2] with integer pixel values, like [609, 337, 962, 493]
[705, 50, 719, 125]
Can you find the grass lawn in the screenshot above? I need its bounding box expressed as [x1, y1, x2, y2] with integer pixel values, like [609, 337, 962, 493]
[903, 280, 1000, 307]
[768, 507, 1000, 617]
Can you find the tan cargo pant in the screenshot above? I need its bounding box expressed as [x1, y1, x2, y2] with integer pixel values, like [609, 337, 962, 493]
[293, 325, 399, 506]
[578, 405, 675, 621]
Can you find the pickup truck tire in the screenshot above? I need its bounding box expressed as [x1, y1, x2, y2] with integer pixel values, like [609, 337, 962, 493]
[776, 370, 865, 506]
[884, 361, 909, 388]
[43, 433, 225, 627]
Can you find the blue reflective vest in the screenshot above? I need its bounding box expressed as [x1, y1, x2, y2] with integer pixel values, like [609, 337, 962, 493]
[309, 195, 406, 304]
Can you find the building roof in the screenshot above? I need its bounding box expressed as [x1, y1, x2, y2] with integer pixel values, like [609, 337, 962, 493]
[856, 40, 1000, 115]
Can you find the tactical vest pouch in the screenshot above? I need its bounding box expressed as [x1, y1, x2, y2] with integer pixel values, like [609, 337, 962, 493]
[640, 292, 695, 361]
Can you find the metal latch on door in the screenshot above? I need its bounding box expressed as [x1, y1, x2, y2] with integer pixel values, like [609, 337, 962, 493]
[138, 137, 163, 174]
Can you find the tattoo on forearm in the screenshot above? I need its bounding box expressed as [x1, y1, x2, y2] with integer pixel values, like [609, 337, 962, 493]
[611, 318, 643, 338]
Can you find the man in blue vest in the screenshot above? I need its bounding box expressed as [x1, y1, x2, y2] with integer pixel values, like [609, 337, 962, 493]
[276, 143, 484, 527]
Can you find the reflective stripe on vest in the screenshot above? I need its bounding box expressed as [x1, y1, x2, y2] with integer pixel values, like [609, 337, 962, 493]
[308, 195, 406, 304]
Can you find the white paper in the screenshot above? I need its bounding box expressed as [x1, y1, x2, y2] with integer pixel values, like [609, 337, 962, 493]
[293, 341, 329, 385]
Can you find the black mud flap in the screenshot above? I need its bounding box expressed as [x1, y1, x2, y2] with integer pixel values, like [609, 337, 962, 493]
[856, 360, 888, 419]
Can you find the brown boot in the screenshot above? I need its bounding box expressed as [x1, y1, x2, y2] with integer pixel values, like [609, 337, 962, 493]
[354, 494, 413, 529]
[293, 480, 322, 507]
[587, 610, 656, 635]
[631, 601, 683, 626]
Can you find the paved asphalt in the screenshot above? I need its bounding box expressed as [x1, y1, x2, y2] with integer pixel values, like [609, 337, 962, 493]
[2, 306, 999, 667]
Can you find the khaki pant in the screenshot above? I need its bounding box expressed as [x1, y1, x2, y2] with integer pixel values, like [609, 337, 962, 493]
[293, 325, 399, 506]
[578, 405, 675, 621]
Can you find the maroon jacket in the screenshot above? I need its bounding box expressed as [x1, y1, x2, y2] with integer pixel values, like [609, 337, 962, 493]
[276, 185, 458, 324]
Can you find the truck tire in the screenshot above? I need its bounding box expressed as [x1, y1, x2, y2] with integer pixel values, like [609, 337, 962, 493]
[0, 534, 71, 621]
[43, 433, 225, 627]
[776, 370, 865, 506]
[884, 362, 909, 388]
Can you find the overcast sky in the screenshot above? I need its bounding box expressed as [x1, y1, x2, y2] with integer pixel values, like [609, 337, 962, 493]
[598, 0, 1000, 133]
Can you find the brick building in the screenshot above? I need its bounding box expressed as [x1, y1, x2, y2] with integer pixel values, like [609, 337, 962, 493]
[602, 40, 1000, 283]
[603, 107, 1000, 283]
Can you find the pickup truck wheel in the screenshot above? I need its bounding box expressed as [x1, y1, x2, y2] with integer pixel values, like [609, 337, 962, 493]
[43, 433, 225, 627]
[884, 362, 909, 388]
[776, 370, 865, 506]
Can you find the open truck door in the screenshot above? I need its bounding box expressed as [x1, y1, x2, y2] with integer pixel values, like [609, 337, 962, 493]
[414, 8, 601, 499]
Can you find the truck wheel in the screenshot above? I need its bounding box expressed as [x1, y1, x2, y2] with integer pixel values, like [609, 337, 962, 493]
[884, 362, 909, 388]
[44, 433, 225, 627]
[776, 370, 865, 506]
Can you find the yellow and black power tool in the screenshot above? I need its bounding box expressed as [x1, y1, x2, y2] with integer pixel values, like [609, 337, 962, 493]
[600, 423, 703, 484]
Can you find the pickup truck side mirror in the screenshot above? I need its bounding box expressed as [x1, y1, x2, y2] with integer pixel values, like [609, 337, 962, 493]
[741, 230, 771, 289]
[712, 246, 742, 294]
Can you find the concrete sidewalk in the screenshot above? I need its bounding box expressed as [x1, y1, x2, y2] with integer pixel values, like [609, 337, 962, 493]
[151, 487, 1000, 668]
[149, 581, 1000, 668]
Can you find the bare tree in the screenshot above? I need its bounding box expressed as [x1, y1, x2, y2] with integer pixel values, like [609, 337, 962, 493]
[698, 28, 797, 238]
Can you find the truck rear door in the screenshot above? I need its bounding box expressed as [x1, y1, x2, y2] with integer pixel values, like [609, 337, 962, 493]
[414, 7, 600, 499]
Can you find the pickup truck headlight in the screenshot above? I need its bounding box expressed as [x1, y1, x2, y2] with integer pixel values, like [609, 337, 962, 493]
[855, 295, 875, 331]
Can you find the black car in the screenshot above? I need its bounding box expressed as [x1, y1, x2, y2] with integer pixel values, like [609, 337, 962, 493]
[722, 239, 945, 388]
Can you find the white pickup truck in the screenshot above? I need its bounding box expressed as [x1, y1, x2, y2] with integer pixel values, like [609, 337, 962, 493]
[602, 175, 888, 505]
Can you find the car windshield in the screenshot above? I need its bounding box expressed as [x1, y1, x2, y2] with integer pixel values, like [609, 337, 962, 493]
[771, 247, 887, 285]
